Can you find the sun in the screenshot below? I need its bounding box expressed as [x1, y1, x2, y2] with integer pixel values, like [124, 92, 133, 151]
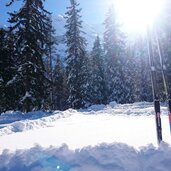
[112, 0, 165, 33]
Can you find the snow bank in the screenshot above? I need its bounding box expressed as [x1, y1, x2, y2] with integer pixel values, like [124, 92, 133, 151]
[0, 142, 171, 171]
[0, 102, 166, 125]
[0, 110, 75, 136]
[0, 111, 51, 124]
[0, 108, 80, 125]
[0, 102, 171, 170]
[0, 102, 169, 138]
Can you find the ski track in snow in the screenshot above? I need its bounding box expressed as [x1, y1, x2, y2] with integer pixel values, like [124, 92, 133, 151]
[0, 102, 171, 171]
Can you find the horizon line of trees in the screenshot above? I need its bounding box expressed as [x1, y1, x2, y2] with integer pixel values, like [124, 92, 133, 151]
[0, 0, 171, 113]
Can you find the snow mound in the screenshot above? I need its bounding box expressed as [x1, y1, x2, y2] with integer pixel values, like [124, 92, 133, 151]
[0, 110, 74, 136]
[0, 110, 52, 124]
[108, 101, 118, 108]
[0, 102, 168, 136]
[0, 142, 171, 171]
[83, 104, 106, 112]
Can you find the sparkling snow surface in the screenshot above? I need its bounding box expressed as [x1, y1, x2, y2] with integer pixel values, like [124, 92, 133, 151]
[0, 102, 171, 152]
[0, 102, 171, 171]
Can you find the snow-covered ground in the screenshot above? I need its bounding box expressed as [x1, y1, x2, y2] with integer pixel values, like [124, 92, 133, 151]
[0, 102, 171, 171]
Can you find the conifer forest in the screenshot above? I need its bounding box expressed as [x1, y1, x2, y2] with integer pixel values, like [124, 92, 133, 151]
[0, 0, 171, 113]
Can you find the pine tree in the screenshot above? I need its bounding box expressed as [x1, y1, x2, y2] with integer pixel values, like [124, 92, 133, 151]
[7, 0, 51, 112]
[104, 6, 126, 104]
[0, 28, 9, 112]
[131, 37, 152, 102]
[0, 28, 17, 112]
[157, 0, 171, 97]
[43, 14, 58, 110]
[138, 38, 152, 102]
[53, 56, 67, 110]
[90, 35, 107, 104]
[124, 45, 136, 103]
[65, 0, 90, 109]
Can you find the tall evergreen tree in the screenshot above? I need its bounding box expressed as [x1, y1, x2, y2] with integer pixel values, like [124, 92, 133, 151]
[0, 28, 10, 112]
[7, 0, 51, 112]
[43, 14, 58, 110]
[0, 28, 8, 113]
[53, 56, 67, 110]
[90, 35, 107, 104]
[0, 28, 17, 112]
[124, 45, 136, 103]
[104, 6, 127, 104]
[157, 0, 171, 97]
[132, 37, 152, 102]
[65, 0, 90, 109]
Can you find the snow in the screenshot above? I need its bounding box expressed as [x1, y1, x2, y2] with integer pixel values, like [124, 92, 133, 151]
[0, 77, 3, 83]
[56, 14, 65, 22]
[151, 66, 155, 71]
[1, 142, 171, 171]
[6, 76, 17, 85]
[0, 102, 171, 171]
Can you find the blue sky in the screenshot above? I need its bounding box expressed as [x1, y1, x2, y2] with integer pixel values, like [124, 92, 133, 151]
[0, 0, 112, 26]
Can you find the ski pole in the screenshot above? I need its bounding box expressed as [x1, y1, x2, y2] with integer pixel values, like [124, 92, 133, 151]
[154, 28, 171, 134]
[147, 28, 162, 144]
[168, 99, 171, 131]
